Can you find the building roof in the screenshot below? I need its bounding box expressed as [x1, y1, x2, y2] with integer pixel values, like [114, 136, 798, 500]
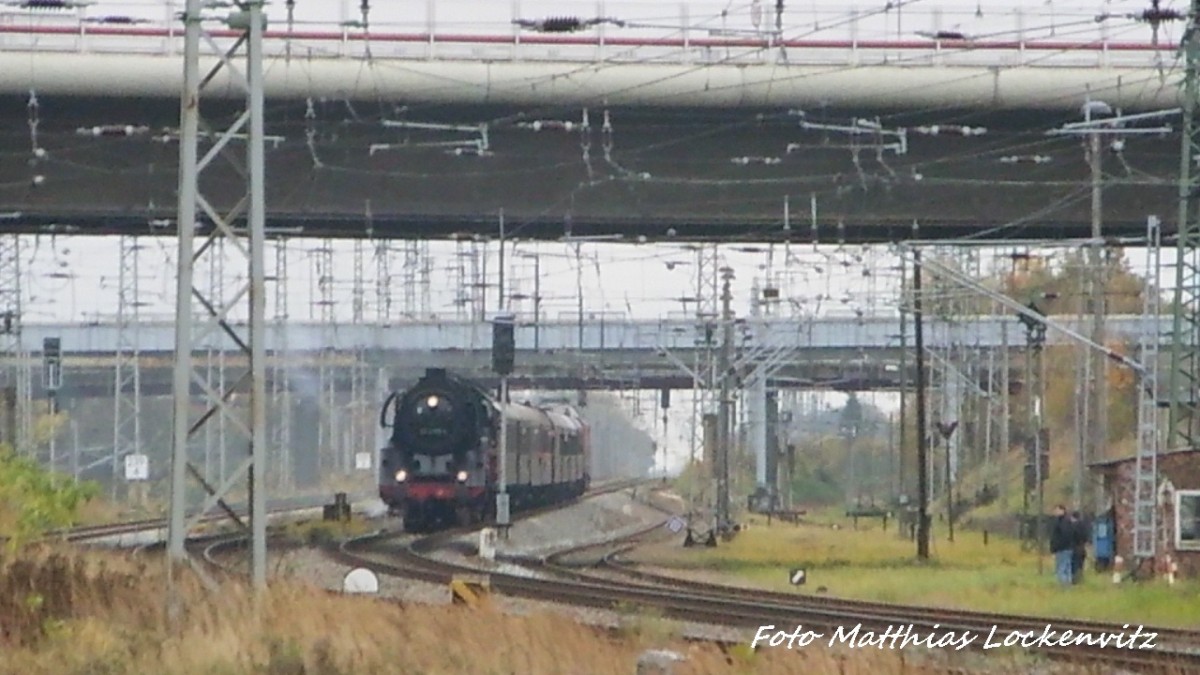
[1088, 448, 1200, 469]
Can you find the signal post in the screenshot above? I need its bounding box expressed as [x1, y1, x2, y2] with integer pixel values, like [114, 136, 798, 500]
[493, 312, 515, 537]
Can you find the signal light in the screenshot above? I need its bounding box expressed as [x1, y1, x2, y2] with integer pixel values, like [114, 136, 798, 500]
[492, 313, 515, 376]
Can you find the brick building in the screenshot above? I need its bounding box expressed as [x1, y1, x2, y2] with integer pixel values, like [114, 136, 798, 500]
[1091, 449, 1200, 578]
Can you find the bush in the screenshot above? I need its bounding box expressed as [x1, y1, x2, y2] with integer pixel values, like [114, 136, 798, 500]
[0, 447, 99, 548]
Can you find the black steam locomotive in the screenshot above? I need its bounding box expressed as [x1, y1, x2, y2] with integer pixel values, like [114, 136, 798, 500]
[378, 368, 591, 532]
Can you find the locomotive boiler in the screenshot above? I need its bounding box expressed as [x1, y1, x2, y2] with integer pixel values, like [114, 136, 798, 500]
[378, 368, 591, 532]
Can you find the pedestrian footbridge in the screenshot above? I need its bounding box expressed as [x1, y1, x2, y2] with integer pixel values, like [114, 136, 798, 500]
[5, 313, 1169, 398]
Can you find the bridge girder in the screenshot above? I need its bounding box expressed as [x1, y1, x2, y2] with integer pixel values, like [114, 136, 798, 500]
[0, 98, 1178, 243]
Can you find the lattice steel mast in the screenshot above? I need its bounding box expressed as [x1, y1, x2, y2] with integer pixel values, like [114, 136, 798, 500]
[1134, 217, 1163, 568]
[312, 240, 337, 474]
[168, 0, 269, 590]
[691, 244, 719, 497]
[271, 239, 292, 490]
[0, 235, 29, 454]
[1170, 1, 1200, 450]
[113, 236, 143, 501]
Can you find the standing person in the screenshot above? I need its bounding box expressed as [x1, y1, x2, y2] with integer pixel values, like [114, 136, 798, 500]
[1070, 511, 1088, 585]
[1050, 505, 1074, 586]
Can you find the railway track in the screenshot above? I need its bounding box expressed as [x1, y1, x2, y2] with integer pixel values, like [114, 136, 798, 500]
[59, 493, 368, 546]
[570, 494, 1200, 657]
[335, 488, 1200, 674]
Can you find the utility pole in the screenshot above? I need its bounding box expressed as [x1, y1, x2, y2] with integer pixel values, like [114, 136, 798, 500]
[493, 313, 515, 535]
[660, 388, 671, 483]
[898, 255, 909, 504]
[1018, 298, 1049, 569]
[575, 242, 584, 353]
[999, 315, 1011, 506]
[1086, 123, 1108, 505]
[113, 235, 142, 502]
[1048, 105, 1175, 503]
[1133, 216, 1164, 571]
[1171, 1, 1200, 451]
[532, 255, 541, 350]
[1035, 326, 1047, 571]
[168, 0, 269, 602]
[913, 249, 930, 559]
[497, 208, 506, 311]
[716, 266, 735, 533]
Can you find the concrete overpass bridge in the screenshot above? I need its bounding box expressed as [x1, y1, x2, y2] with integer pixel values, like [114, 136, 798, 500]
[0, 5, 1185, 242]
[7, 313, 1167, 401]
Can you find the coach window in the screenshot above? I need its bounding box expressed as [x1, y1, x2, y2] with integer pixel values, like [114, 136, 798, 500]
[1177, 490, 1200, 551]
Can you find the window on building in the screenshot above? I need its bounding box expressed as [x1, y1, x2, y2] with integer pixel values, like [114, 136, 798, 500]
[1178, 490, 1200, 551]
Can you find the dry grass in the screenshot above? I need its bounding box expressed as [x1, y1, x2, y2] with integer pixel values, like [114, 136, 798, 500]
[0, 545, 1129, 675]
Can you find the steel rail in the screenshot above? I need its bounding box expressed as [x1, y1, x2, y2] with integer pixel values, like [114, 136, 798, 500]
[335, 490, 1199, 672]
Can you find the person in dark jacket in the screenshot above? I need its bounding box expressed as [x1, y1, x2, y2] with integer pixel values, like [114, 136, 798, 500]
[1070, 511, 1088, 584]
[1049, 505, 1074, 586]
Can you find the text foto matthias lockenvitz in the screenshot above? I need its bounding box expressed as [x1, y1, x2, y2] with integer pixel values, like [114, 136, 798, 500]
[751, 624, 1158, 651]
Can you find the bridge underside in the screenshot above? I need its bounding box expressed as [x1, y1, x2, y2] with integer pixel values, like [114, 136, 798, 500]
[28, 348, 918, 401]
[0, 98, 1178, 242]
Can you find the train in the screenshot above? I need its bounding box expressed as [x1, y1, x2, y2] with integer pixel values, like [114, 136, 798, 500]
[378, 368, 591, 532]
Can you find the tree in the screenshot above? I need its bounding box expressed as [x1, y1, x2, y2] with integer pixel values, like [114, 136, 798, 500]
[0, 446, 98, 550]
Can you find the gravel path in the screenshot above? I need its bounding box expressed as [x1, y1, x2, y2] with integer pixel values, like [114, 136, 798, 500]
[478, 488, 671, 558]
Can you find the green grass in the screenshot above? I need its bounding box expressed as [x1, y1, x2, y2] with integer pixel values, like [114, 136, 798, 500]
[629, 515, 1200, 629]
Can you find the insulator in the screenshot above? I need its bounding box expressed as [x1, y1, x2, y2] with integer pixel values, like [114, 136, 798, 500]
[519, 120, 575, 132]
[18, 0, 74, 9]
[84, 16, 142, 24]
[538, 16, 585, 33]
[1139, 7, 1184, 24]
[76, 125, 148, 137]
[914, 124, 987, 136]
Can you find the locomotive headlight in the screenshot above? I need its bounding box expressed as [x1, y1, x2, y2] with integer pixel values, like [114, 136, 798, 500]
[395, 469, 408, 482]
[456, 470, 468, 483]
[426, 395, 440, 409]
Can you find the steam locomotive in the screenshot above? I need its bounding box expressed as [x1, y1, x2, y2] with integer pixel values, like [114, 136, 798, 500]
[378, 368, 591, 532]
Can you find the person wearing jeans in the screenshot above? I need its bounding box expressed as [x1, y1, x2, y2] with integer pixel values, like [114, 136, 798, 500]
[1049, 504, 1074, 586]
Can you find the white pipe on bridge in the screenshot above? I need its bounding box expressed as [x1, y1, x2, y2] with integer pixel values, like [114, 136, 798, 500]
[5, 314, 1174, 354]
[0, 51, 1174, 111]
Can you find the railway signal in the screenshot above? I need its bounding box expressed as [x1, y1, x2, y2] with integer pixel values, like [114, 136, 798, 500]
[492, 313, 515, 377]
[42, 336, 61, 392]
[493, 312, 516, 530]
